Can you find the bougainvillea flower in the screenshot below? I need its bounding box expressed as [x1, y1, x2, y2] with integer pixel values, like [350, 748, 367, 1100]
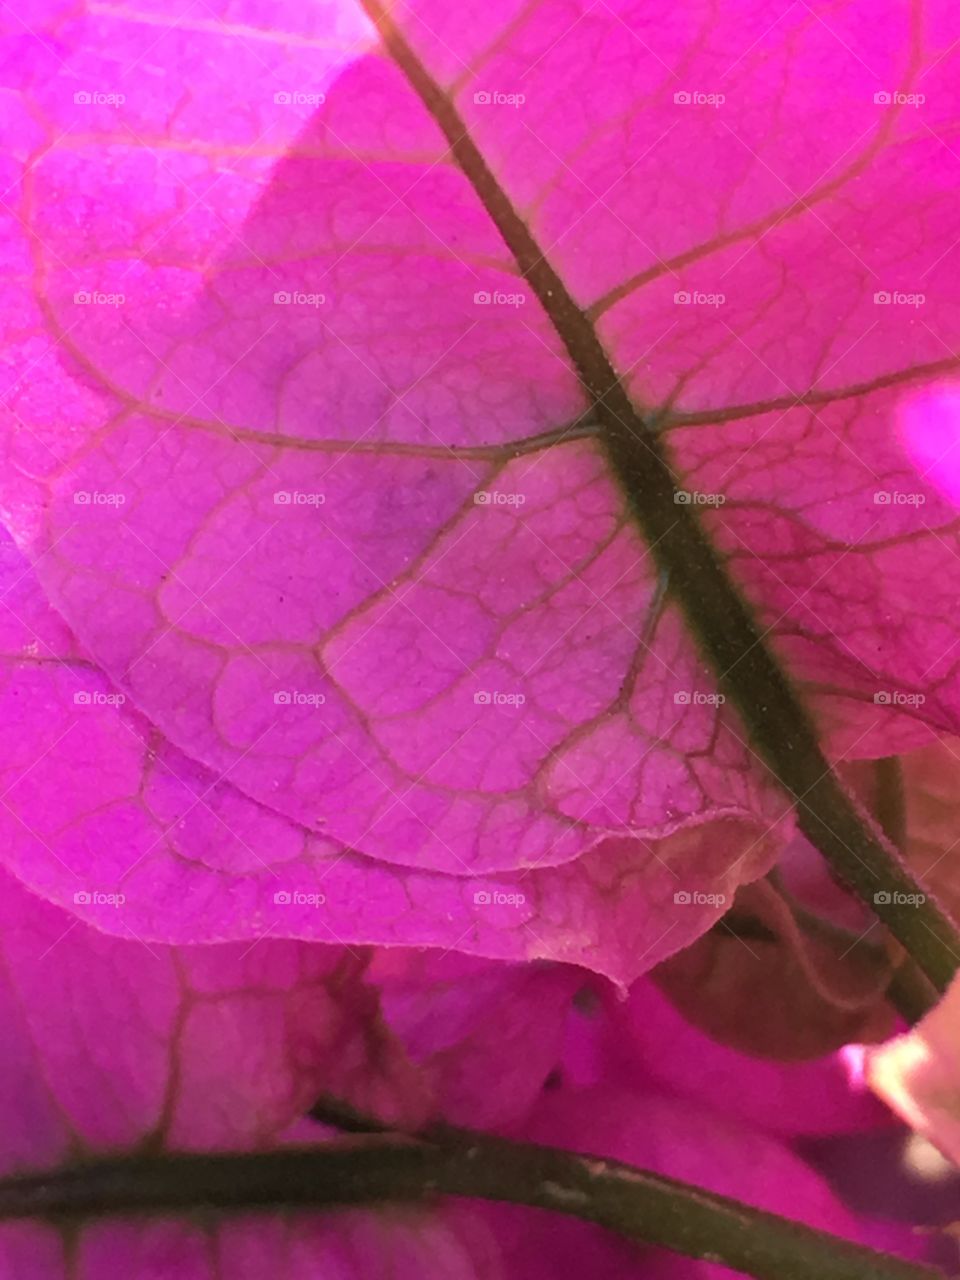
[3, 1, 960, 1277]
[3, 0, 960, 982]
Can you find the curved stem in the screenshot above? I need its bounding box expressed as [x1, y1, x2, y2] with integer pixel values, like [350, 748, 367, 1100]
[871, 757, 940, 1018]
[874, 757, 908, 852]
[0, 1141, 947, 1280]
[363, 0, 960, 992]
[0, 1138, 946, 1280]
[769, 869, 937, 1022]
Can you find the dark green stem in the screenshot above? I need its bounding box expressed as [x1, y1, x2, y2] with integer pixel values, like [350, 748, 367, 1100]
[0, 1140, 947, 1280]
[874, 757, 908, 852]
[872, 757, 940, 1018]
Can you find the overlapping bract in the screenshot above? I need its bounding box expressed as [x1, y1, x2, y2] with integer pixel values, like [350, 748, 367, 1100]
[6, 0, 960, 976]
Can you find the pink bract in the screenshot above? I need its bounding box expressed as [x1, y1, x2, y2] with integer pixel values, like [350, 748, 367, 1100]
[2, 0, 959, 977]
[0, 867, 501, 1279]
[0, 2, 957, 1277]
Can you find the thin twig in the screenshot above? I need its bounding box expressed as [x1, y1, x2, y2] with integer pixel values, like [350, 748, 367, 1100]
[0, 1139, 948, 1280]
